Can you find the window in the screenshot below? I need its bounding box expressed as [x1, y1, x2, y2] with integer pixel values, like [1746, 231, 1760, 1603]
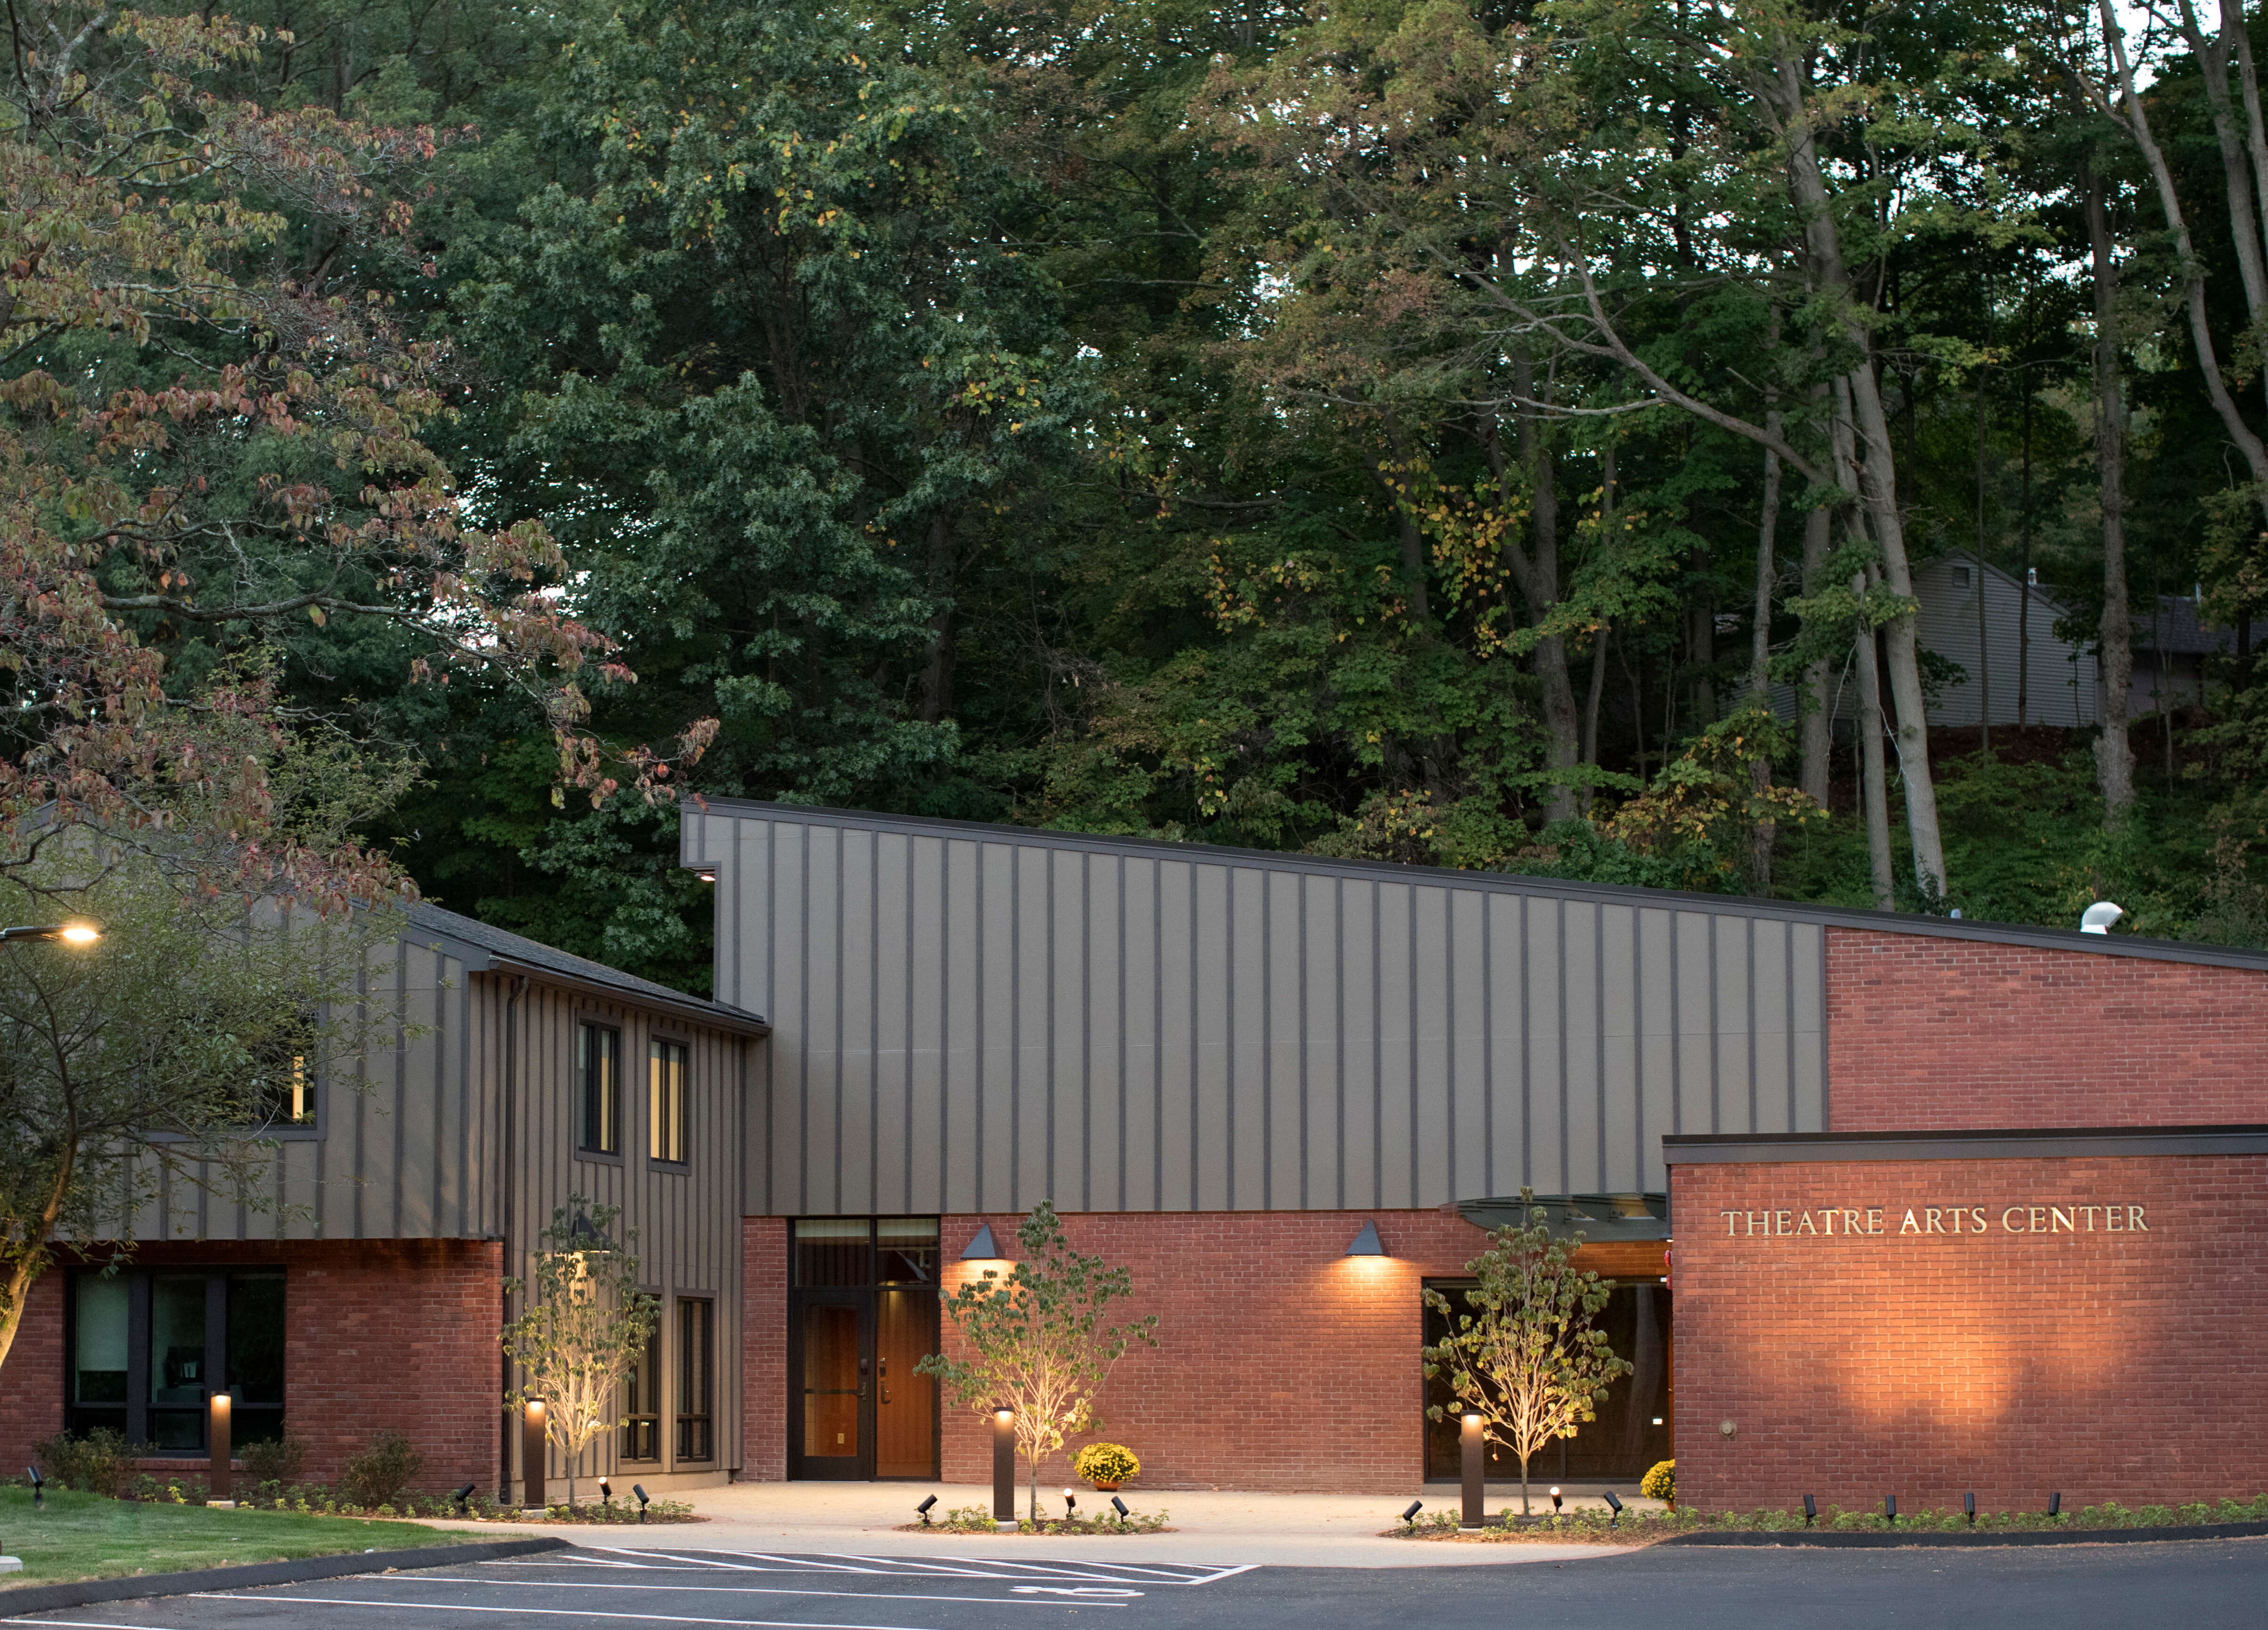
[648, 1040, 688, 1164]
[246, 1013, 318, 1128]
[67, 1267, 285, 1450]
[621, 1321, 661, 1463]
[577, 1024, 621, 1155]
[1951, 565, 1973, 589]
[676, 1298, 714, 1461]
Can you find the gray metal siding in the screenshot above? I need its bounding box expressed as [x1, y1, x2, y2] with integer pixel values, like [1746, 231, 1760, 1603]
[690, 807, 1832, 1213]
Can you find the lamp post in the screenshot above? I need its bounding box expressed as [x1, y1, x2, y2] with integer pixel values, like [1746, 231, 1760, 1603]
[521, 1400, 548, 1513]
[207, 1394, 232, 1507]
[992, 1407, 1017, 1531]
[0, 924, 100, 946]
[1460, 1413, 1485, 1530]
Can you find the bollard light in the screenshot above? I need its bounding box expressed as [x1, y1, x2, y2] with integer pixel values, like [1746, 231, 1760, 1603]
[1459, 1414, 1485, 1530]
[916, 1495, 938, 1526]
[1602, 1490, 1622, 1528]
[991, 1408, 1017, 1529]
[207, 1394, 233, 1506]
[1802, 1493, 1816, 1526]
[522, 1400, 548, 1512]
[1964, 1491, 1976, 1527]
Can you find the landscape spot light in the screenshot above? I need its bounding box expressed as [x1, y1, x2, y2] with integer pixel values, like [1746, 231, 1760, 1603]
[1602, 1490, 1622, 1528]
[25, 1467, 40, 1509]
[916, 1495, 938, 1525]
[1802, 1494, 1816, 1526]
[1964, 1491, 1976, 1527]
[1400, 1500, 1423, 1527]
[1111, 1496, 1130, 1523]
[633, 1485, 650, 1524]
[1549, 1486, 1563, 1514]
[1884, 1494, 1897, 1524]
[454, 1483, 476, 1515]
[2048, 1492, 2061, 1519]
[1063, 1488, 1077, 1521]
[1344, 1220, 1388, 1258]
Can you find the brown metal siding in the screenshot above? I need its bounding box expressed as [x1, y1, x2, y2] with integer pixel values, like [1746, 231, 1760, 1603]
[689, 806, 1831, 1215]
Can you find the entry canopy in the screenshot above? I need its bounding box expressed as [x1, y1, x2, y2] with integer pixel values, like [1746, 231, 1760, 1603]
[1458, 1192, 1670, 1242]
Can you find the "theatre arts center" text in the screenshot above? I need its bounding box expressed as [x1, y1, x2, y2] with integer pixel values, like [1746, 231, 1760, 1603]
[1719, 1204, 2152, 1237]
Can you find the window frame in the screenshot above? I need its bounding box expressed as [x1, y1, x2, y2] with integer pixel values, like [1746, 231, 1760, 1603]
[619, 1294, 664, 1464]
[674, 1295, 715, 1465]
[575, 1019, 624, 1160]
[64, 1265, 288, 1451]
[646, 1034, 692, 1169]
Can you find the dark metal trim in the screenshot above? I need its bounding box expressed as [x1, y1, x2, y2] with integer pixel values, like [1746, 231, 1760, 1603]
[1458, 1191, 1672, 1240]
[685, 799, 2268, 973]
[1662, 1125, 2268, 1163]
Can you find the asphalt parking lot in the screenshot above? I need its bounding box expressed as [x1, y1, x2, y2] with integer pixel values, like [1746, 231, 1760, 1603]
[6, 1539, 2267, 1630]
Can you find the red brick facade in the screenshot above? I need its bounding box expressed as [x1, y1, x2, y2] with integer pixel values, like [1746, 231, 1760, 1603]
[1671, 1153, 2268, 1512]
[1826, 928, 2268, 1131]
[0, 1239, 501, 1493]
[741, 1217, 787, 1481]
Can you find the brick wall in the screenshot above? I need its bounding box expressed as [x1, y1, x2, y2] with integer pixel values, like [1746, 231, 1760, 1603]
[1827, 928, 2268, 1130]
[0, 1239, 501, 1493]
[1671, 1154, 2268, 1513]
[742, 1218, 786, 1481]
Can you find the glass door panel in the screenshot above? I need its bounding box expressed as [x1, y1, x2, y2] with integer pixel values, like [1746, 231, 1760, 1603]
[798, 1300, 864, 1473]
[148, 1274, 207, 1451]
[874, 1288, 936, 1478]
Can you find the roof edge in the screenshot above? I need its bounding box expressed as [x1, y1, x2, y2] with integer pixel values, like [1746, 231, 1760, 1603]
[1663, 1125, 2268, 1163]
[682, 798, 2268, 974]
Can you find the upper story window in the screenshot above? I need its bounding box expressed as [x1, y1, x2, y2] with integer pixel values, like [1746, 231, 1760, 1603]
[577, 1023, 622, 1155]
[648, 1039, 689, 1165]
[247, 1016, 317, 1129]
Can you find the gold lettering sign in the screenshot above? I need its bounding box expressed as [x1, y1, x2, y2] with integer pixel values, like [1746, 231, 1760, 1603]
[1717, 1204, 2150, 1237]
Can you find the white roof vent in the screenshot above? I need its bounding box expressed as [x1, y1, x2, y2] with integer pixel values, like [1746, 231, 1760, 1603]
[2080, 902, 2124, 935]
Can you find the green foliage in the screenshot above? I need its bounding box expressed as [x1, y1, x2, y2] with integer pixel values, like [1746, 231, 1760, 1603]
[1071, 1443, 1142, 1487]
[339, 1431, 425, 1510]
[1422, 1205, 1635, 1517]
[31, 1428, 150, 1499]
[917, 1203, 1160, 1523]
[238, 1434, 309, 1488]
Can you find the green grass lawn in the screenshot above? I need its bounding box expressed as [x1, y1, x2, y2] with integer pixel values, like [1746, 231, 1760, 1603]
[0, 1486, 483, 1588]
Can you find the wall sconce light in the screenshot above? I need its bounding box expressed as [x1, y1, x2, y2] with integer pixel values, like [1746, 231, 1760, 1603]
[1344, 1220, 1387, 1258]
[696, 871, 717, 884]
[961, 1223, 1005, 1263]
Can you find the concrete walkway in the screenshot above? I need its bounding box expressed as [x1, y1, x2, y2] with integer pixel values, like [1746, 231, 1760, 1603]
[486, 1481, 1665, 1568]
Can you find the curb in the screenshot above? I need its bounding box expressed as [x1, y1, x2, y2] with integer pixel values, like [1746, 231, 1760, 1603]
[1663, 1519, 2268, 1549]
[0, 1535, 571, 1617]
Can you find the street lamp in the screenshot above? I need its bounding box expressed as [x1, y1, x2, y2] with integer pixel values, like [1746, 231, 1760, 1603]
[0, 923, 100, 946]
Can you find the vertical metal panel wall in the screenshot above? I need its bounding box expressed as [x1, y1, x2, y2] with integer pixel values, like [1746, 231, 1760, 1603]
[685, 803, 1829, 1216]
[486, 977, 746, 1479]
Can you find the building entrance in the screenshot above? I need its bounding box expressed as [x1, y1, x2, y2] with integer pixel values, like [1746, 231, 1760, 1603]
[787, 1218, 940, 1479]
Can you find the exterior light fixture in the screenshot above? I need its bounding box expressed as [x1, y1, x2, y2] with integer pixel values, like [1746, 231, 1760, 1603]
[1344, 1220, 1387, 1258]
[696, 871, 717, 884]
[2048, 1492, 2062, 1518]
[1111, 1496, 1130, 1523]
[1602, 1490, 1622, 1527]
[207, 1394, 233, 1507]
[634, 1484, 650, 1523]
[1063, 1488, 1078, 1521]
[2080, 902, 2124, 934]
[1460, 1415, 1484, 1529]
[25, 1467, 41, 1509]
[454, 1482, 476, 1515]
[599, 1477, 613, 1506]
[0, 922, 101, 946]
[522, 1399, 548, 1512]
[992, 1407, 1017, 1530]
[1652, 1417, 1665, 1427]
[1884, 1494, 1897, 1524]
[1549, 1486, 1563, 1514]
[961, 1223, 1005, 1263]
[1400, 1500, 1423, 1527]
[1802, 1494, 1816, 1526]
[1964, 1491, 1976, 1527]
[916, 1495, 938, 1525]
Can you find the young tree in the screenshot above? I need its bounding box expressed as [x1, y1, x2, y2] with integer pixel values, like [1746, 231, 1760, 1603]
[918, 1202, 1159, 1523]
[500, 1198, 661, 1508]
[1422, 1201, 1633, 1517]
[0, 847, 397, 1377]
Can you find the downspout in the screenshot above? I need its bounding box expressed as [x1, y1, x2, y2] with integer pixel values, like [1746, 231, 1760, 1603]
[499, 974, 528, 1502]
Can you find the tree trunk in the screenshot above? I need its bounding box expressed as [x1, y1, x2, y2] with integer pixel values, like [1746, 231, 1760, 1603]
[1854, 565, 1897, 912]
[1750, 428, 1781, 890]
[1581, 624, 1610, 814]
[2086, 161, 2137, 820]
[1798, 470, 1833, 804]
[1510, 355, 1580, 822]
[2172, 0, 2268, 415]
[1773, 52, 1948, 899]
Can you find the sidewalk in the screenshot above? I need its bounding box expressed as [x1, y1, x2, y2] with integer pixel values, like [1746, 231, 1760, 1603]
[487, 1481, 1664, 1568]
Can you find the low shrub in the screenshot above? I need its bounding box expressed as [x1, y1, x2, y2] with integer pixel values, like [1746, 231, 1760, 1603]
[1072, 1443, 1141, 1487]
[239, 1433, 308, 1486]
[32, 1428, 149, 1498]
[340, 1430, 424, 1510]
[918, 1502, 1171, 1534]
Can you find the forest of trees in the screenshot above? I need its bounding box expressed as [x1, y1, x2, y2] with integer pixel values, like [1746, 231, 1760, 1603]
[14, 0, 2268, 992]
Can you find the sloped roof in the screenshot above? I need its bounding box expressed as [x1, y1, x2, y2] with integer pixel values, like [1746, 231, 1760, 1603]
[406, 902, 768, 1035]
[2135, 596, 2268, 656]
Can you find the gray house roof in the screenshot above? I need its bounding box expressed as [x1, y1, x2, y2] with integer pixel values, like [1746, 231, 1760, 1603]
[407, 901, 769, 1036]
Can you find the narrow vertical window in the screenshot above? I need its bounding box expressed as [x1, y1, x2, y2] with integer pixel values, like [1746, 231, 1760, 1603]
[676, 1297, 714, 1461]
[621, 1321, 661, 1462]
[648, 1040, 689, 1164]
[577, 1024, 621, 1154]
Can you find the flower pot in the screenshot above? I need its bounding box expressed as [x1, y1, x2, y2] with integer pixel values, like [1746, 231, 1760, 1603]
[1090, 1481, 1122, 1493]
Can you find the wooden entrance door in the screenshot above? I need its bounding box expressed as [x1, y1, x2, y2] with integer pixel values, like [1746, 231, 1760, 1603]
[874, 1288, 937, 1478]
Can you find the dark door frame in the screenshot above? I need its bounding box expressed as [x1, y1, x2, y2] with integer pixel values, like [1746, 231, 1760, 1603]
[785, 1218, 942, 1481]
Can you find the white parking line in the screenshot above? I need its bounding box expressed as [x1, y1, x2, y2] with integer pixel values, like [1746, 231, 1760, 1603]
[188, 1596, 956, 1630]
[387, 1574, 1121, 1608]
